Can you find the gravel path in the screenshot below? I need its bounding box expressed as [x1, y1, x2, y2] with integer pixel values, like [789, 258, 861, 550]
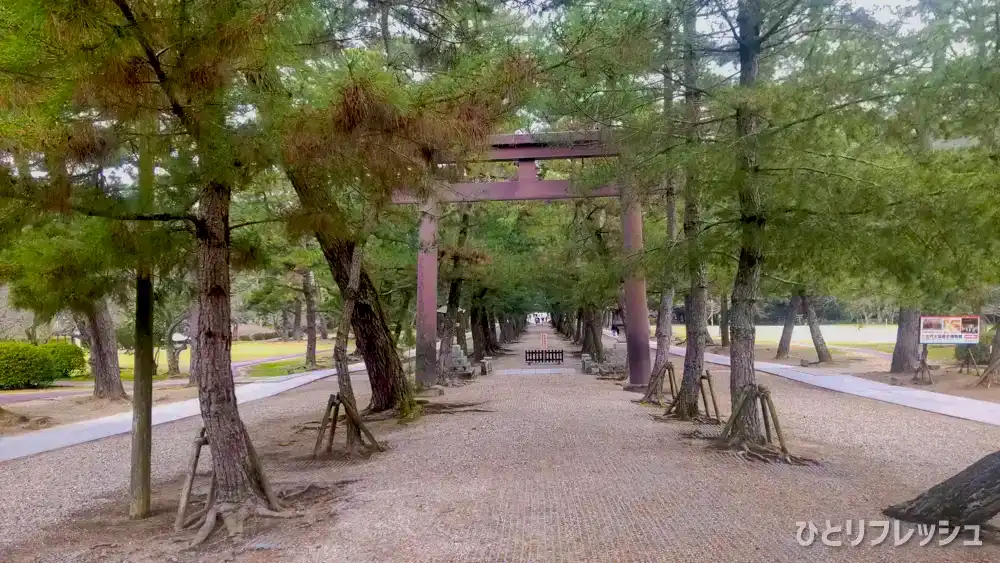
[4, 326, 1000, 562]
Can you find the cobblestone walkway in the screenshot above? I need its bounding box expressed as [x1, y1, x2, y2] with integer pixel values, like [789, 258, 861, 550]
[281, 325, 1000, 563]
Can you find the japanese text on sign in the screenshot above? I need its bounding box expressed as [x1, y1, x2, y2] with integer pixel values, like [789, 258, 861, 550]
[919, 316, 980, 344]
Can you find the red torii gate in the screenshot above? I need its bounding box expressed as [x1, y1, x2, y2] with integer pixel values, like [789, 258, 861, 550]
[392, 132, 652, 391]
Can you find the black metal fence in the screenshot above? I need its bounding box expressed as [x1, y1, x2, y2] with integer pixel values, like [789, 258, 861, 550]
[525, 349, 563, 364]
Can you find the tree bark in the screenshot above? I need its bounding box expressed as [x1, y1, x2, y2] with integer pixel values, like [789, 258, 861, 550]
[981, 325, 1000, 379]
[775, 294, 799, 359]
[333, 227, 370, 453]
[291, 297, 303, 341]
[130, 123, 155, 519]
[187, 301, 200, 387]
[85, 299, 127, 400]
[470, 293, 487, 361]
[673, 2, 704, 420]
[456, 308, 468, 355]
[677, 293, 705, 419]
[167, 341, 183, 377]
[131, 268, 154, 519]
[729, 0, 765, 444]
[392, 289, 412, 347]
[438, 206, 469, 380]
[651, 0, 678, 381]
[303, 270, 317, 368]
[319, 314, 329, 340]
[720, 292, 730, 347]
[193, 178, 274, 515]
[280, 306, 291, 341]
[573, 309, 583, 344]
[287, 170, 412, 413]
[801, 293, 833, 363]
[891, 307, 921, 373]
[581, 308, 605, 362]
[884, 449, 1000, 525]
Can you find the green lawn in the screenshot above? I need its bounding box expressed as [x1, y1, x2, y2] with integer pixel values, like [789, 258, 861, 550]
[115, 340, 338, 375]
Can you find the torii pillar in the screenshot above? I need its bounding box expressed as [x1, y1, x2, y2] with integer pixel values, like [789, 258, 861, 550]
[395, 132, 649, 389]
[620, 183, 651, 391]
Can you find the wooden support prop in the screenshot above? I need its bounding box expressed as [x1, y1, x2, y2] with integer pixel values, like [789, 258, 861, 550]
[313, 393, 384, 456]
[762, 388, 790, 456]
[912, 344, 934, 385]
[174, 428, 208, 531]
[700, 371, 721, 423]
[667, 363, 678, 400]
[338, 393, 385, 452]
[759, 392, 772, 444]
[313, 394, 336, 459]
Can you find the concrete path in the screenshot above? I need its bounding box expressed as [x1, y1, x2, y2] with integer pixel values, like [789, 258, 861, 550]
[0, 360, 364, 462]
[0, 352, 328, 406]
[602, 330, 1000, 427]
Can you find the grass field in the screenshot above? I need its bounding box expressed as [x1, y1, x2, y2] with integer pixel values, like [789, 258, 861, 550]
[114, 340, 338, 376]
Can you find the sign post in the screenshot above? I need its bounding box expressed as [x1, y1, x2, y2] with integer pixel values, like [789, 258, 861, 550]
[916, 316, 981, 385]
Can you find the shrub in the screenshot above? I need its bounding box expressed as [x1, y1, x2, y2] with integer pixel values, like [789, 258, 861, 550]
[40, 341, 88, 378]
[955, 326, 996, 365]
[250, 332, 279, 341]
[0, 343, 59, 389]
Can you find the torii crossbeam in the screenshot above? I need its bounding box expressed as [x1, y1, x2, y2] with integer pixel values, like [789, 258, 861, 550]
[392, 131, 651, 391]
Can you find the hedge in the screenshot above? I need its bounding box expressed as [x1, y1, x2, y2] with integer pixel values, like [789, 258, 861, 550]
[0, 342, 59, 390]
[40, 342, 88, 379]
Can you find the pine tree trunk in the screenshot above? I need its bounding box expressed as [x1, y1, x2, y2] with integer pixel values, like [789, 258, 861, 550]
[801, 293, 833, 363]
[333, 230, 370, 453]
[981, 326, 1000, 378]
[720, 292, 730, 347]
[187, 301, 200, 387]
[167, 341, 183, 377]
[581, 308, 605, 362]
[303, 270, 317, 368]
[729, 0, 765, 444]
[775, 294, 799, 359]
[471, 298, 486, 361]
[319, 314, 329, 340]
[891, 308, 921, 373]
[884, 449, 1000, 525]
[674, 3, 704, 419]
[573, 309, 583, 344]
[280, 306, 291, 341]
[193, 179, 273, 513]
[130, 123, 155, 519]
[86, 299, 127, 400]
[457, 309, 468, 355]
[291, 297, 303, 341]
[392, 289, 411, 347]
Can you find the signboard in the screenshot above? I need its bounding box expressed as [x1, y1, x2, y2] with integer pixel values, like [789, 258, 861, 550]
[919, 316, 980, 344]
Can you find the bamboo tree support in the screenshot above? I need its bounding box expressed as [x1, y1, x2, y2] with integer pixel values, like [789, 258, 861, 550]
[699, 370, 721, 423]
[313, 393, 385, 458]
[666, 362, 678, 400]
[174, 428, 210, 531]
[719, 385, 793, 459]
[959, 349, 981, 377]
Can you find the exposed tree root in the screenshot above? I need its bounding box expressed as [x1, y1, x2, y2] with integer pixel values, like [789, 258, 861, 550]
[188, 498, 295, 548]
[711, 437, 817, 466]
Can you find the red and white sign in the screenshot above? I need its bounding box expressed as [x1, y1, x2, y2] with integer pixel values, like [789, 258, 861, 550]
[919, 316, 980, 344]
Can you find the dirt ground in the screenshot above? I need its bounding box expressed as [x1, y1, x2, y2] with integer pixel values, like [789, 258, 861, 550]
[0, 386, 201, 437]
[0, 386, 471, 563]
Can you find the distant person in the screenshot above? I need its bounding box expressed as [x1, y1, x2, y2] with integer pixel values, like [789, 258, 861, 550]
[611, 324, 619, 337]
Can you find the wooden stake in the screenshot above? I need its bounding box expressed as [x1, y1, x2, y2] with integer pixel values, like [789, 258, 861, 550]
[312, 395, 335, 459]
[325, 400, 341, 454]
[759, 393, 772, 445]
[174, 428, 206, 531]
[339, 393, 384, 451]
[667, 363, 677, 399]
[704, 371, 721, 423]
[763, 390, 789, 456]
[721, 389, 752, 441]
[699, 378, 711, 420]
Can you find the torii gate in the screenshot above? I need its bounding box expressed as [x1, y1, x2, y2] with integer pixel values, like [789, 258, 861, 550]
[392, 132, 651, 391]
